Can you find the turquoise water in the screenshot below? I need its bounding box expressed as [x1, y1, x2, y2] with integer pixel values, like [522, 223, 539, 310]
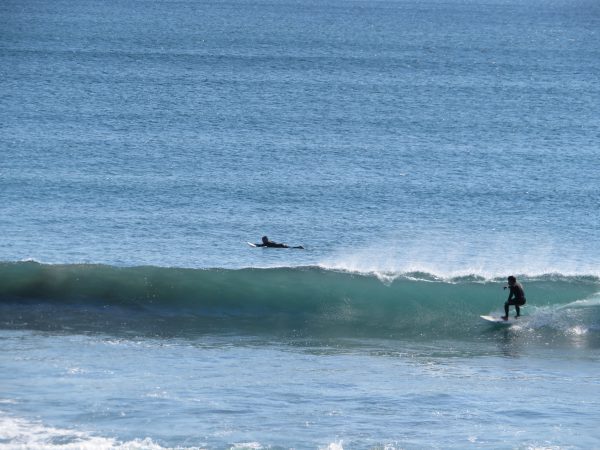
[1, 0, 600, 448]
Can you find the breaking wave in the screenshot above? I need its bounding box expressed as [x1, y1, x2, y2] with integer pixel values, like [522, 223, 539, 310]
[1, 261, 599, 339]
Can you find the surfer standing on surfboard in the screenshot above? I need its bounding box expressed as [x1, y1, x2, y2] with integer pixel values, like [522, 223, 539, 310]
[502, 275, 526, 320]
[254, 236, 304, 249]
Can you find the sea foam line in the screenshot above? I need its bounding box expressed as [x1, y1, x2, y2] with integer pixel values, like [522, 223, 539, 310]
[0, 411, 169, 450]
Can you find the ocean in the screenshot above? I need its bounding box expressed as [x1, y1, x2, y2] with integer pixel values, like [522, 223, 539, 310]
[1, 0, 599, 448]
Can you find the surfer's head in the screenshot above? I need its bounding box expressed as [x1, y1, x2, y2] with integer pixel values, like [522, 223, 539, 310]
[507, 275, 516, 285]
[262, 236, 269, 244]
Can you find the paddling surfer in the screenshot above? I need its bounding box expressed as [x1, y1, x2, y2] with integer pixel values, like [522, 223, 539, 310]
[255, 236, 304, 249]
[502, 275, 526, 320]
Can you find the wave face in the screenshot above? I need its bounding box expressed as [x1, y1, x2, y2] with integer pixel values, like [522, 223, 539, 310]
[1, 262, 599, 340]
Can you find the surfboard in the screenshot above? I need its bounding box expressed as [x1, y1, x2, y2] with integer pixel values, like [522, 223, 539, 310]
[247, 242, 304, 249]
[480, 315, 516, 324]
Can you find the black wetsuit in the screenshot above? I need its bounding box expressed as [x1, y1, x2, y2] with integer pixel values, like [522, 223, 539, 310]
[257, 241, 288, 248]
[255, 240, 303, 249]
[505, 282, 526, 317]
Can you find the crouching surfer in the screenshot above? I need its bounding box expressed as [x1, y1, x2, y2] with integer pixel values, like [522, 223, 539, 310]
[502, 275, 526, 320]
[254, 236, 304, 249]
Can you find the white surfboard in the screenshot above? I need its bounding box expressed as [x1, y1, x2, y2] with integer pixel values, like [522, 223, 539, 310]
[480, 315, 516, 324]
[247, 242, 258, 247]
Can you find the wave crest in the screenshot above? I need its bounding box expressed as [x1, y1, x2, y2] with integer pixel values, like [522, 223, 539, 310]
[1, 262, 599, 338]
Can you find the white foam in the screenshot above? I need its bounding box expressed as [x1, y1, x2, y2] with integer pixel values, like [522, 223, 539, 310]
[0, 411, 169, 450]
[319, 441, 344, 450]
[562, 295, 600, 309]
[230, 443, 263, 450]
[318, 229, 600, 280]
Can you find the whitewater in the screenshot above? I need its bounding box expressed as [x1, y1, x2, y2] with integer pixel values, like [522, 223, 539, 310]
[1, 261, 599, 449]
[2, 0, 600, 447]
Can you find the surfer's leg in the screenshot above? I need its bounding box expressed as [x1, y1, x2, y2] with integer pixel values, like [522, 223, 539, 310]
[515, 299, 525, 317]
[503, 301, 509, 318]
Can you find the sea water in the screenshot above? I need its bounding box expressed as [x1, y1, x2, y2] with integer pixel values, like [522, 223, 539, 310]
[1, 0, 599, 448]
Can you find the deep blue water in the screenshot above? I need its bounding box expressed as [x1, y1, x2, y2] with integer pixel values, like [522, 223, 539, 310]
[1, 0, 600, 448]
[3, 0, 600, 270]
